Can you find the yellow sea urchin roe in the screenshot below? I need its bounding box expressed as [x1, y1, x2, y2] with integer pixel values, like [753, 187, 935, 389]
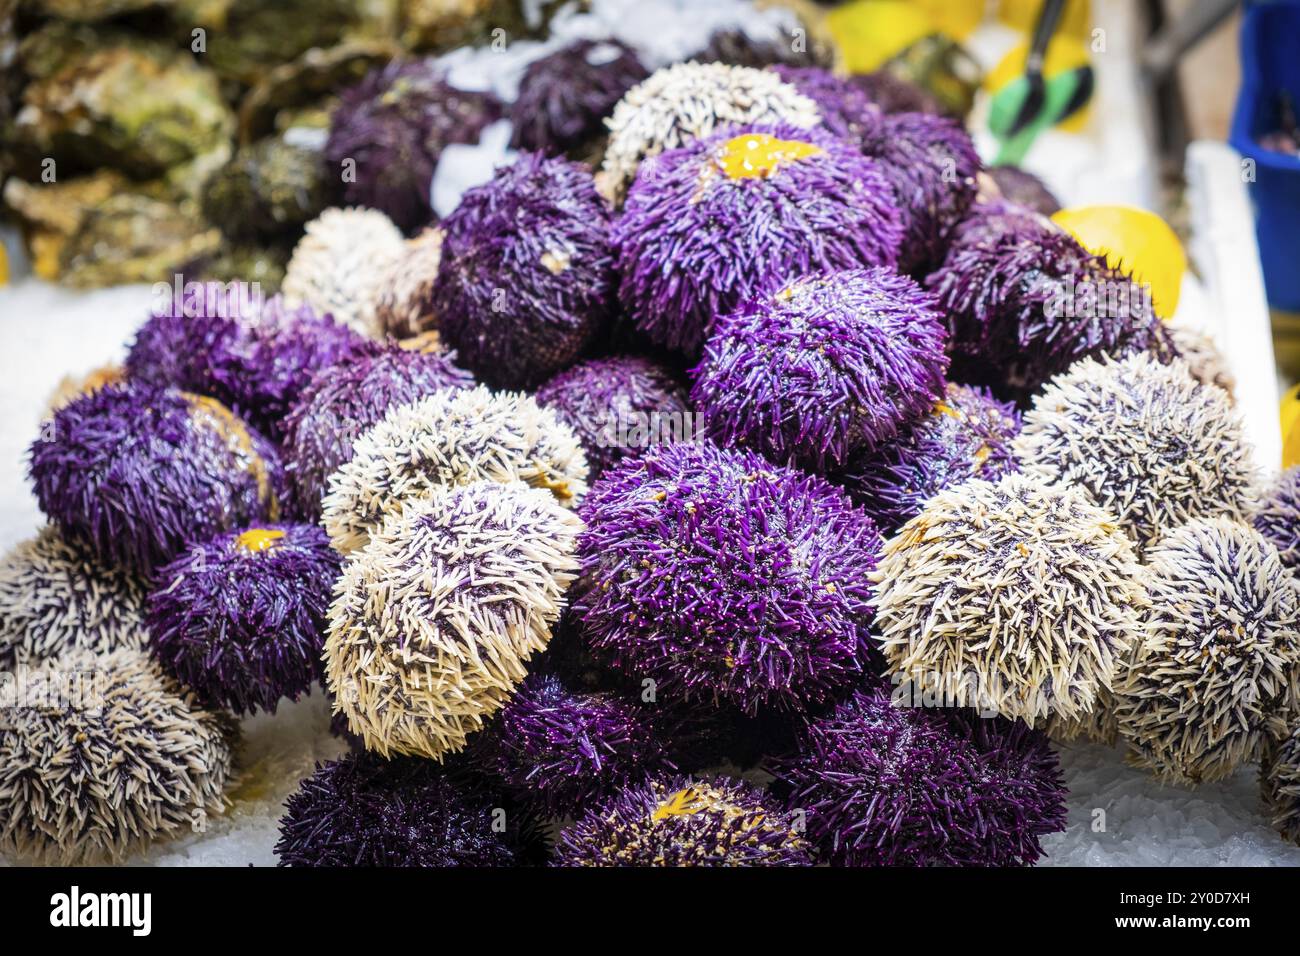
[234, 528, 284, 553]
[716, 133, 824, 180]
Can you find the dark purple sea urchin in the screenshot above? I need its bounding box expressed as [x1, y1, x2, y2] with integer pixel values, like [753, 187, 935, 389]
[29, 383, 284, 577]
[770, 65, 885, 150]
[772, 682, 1067, 866]
[535, 355, 690, 480]
[480, 671, 677, 818]
[276, 753, 521, 867]
[146, 524, 341, 715]
[850, 70, 947, 117]
[615, 122, 903, 357]
[927, 200, 1176, 401]
[987, 165, 1061, 216]
[282, 344, 473, 519]
[431, 152, 615, 388]
[865, 110, 982, 275]
[554, 774, 813, 866]
[326, 59, 502, 234]
[841, 382, 1021, 533]
[1255, 466, 1300, 572]
[691, 267, 948, 472]
[575, 441, 881, 712]
[509, 39, 649, 156]
[203, 295, 372, 442]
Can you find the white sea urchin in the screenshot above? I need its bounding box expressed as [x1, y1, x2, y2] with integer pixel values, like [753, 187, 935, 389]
[598, 61, 820, 203]
[871, 472, 1147, 724]
[1014, 353, 1255, 554]
[323, 480, 582, 760]
[0, 648, 235, 863]
[1115, 517, 1300, 785]
[282, 206, 406, 338]
[321, 384, 589, 553]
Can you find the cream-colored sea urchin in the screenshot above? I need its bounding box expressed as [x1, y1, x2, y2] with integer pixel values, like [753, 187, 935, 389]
[1014, 353, 1255, 554]
[1168, 324, 1236, 401]
[1264, 719, 1300, 845]
[0, 525, 147, 668]
[598, 61, 819, 203]
[282, 206, 405, 338]
[323, 480, 582, 760]
[374, 226, 444, 340]
[871, 472, 1147, 724]
[321, 385, 588, 553]
[0, 648, 236, 863]
[1115, 517, 1300, 785]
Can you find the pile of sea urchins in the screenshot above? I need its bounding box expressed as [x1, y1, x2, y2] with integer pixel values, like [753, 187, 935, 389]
[5, 37, 1299, 869]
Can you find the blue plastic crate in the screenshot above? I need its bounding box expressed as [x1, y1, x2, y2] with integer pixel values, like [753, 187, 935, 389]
[1230, 1, 1300, 311]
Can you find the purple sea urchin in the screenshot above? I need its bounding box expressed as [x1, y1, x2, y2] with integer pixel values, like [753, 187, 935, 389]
[769, 65, 884, 149]
[598, 61, 820, 203]
[1254, 467, 1300, 571]
[772, 683, 1067, 866]
[124, 280, 256, 391]
[509, 39, 649, 156]
[480, 671, 677, 817]
[0, 525, 147, 668]
[321, 385, 588, 553]
[1264, 719, 1300, 845]
[29, 384, 283, 577]
[987, 165, 1061, 216]
[324, 481, 582, 759]
[872, 473, 1146, 723]
[0, 648, 235, 863]
[275, 753, 520, 867]
[866, 110, 981, 274]
[1013, 354, 1255, 554]
[326, 59, 502, 233]
[1115, 518, 1300, 785]
[146, 524, 341, 715]
[575, 441, 881, 712]
[616, 123, 903, 356]
[535, 355, 690, 480]
[431, 152, 615, 388]
[282, 206, 406, 338]
[926, 201, 1176, 400]
[841, 382, 1020, 533]
[850, 70, 946, 117]
[202, 295, 372, 441]
[692, 267, 948, 472]
[696, 25, 827, 71]
[282, 344, 473, 519]
[554, 774, 813, 867]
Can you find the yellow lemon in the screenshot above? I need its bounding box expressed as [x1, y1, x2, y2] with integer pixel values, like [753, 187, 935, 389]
[1051, 204, 1187, 320]
[1282, 384, 1300, 469]
[985, 34, 1093, 132]
[0, 242, 8, 287]
[827, 0, 935, 73]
